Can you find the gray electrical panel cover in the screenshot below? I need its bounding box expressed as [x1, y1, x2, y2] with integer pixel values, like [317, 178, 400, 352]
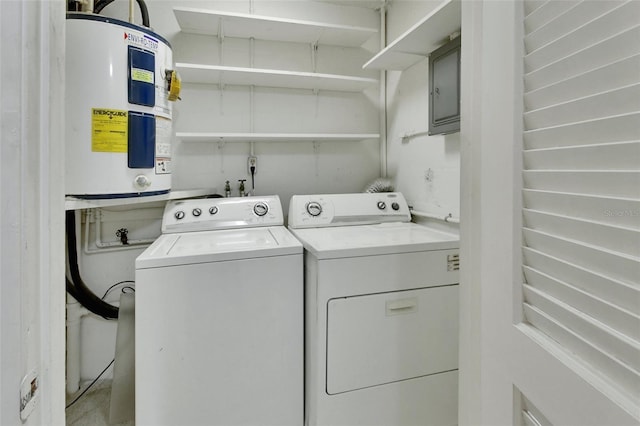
[429, 36, 461, 135]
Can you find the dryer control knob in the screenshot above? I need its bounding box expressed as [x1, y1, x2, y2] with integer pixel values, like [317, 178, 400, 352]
[306, 202, 322, 217]
[209, 206, 219, 215]
[377, 201, 387, 210]
[391, 202, 400, 211]
[254, 202, 269, 216]
[175, 211, 185, 220]
[192, 208, 202, 217]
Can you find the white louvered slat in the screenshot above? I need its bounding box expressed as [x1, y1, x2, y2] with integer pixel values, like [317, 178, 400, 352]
[522, 0, 640, 409]
[524, 25, 640, 91]
[523, 266, 640, 341]
[523, 171, 640, 198]
[522, 411, 541, 426]
[523, 228, 639, 289]
[524, 1, 623, 53]
[524, 141, 640, 170]
[524, 84, 640, 130]
[523, 304, 640, 398]
[523, 285, 640, 373]
[524, 54, 640, 111]
[524, 0, 580, 34]
[523, 190, 640, 229]
[524, 112, 640, 150]
[524, 0, 547, 17]
[523, 209, 640, 257]
[524, 1, 640, 73]
[523, 248, 639, 315]
[521, 396, 552, 426]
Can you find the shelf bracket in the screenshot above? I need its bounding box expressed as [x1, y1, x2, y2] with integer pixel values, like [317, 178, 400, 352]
[310, 42, 318, 73]
[218, 19, 225, 81]
[311, 42, 319, 103]
[218, 19, 225, 42]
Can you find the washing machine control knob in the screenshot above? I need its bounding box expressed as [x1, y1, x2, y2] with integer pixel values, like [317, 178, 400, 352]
[175, 211, 185, 220]
[306, 202, 322, 217]
[192, 208, 202, 217]
[377, 201, 387, 210]
[209, 206, 219, 215]
[391, 202, 400, 211]
[253, 202, 269, 216]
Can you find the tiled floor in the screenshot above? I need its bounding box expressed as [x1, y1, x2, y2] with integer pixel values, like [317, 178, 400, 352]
[65, 380, 134, 426]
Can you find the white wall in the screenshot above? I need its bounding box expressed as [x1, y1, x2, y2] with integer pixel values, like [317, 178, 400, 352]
[384, 0, 461, 221]
[102, 0, 382, 214]
[1, 1, 66, 424]
[73, 0, 383, 381]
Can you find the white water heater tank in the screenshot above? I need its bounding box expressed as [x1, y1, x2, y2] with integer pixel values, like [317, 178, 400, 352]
[66, 13, 177, 199]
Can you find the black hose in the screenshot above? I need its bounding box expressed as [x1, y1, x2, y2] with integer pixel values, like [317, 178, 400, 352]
[66, 211, 119, 319]
[94, 0, 150, 28]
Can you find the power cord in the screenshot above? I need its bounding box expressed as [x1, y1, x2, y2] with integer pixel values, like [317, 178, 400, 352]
[101, 280, 135, 300]
[65, 359, 114, 409]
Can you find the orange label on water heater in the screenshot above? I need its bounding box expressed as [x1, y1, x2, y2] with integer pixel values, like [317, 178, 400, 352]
[91, 108, 128, 153]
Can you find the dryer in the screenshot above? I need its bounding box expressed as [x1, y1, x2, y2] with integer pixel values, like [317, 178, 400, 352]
[288, 192, 460, 426]
[135, 196, 302, 426]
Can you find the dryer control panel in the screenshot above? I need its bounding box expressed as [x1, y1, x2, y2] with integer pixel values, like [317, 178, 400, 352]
[162, 195, 284, 233]
[288, 192, 411, 229]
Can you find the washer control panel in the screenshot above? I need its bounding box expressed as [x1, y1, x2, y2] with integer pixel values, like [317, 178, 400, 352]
[162, 195, 282, 233]
[288, 192, 411, 229]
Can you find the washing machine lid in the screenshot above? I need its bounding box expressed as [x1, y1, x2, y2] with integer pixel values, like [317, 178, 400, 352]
[136, 226, 302, 269]
[289, 222, 458, 259]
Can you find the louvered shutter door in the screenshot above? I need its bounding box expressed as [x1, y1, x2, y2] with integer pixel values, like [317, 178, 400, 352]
[521, 0, 640, 405]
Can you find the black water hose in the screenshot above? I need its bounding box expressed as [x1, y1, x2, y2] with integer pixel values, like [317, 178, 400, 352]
[66, 211, 119, 319]
[94, 0, 150, 28]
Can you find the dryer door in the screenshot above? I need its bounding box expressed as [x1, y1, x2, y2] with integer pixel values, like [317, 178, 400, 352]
[326, 285, 459, 394]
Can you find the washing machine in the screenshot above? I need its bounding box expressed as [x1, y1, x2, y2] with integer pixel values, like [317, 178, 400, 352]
[135, 195, 303, 426]
[288, 192, 460, 426]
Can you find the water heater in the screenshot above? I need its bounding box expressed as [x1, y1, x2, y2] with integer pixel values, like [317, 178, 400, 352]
[65, 13, 179, 199]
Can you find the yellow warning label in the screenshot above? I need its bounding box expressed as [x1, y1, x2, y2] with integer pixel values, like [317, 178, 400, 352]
[132, 68, 154, 83]
[91, 108, 128, 153]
